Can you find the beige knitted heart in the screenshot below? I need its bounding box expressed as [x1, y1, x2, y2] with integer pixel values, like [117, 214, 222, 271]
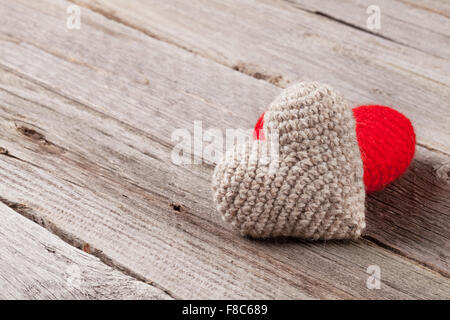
[212, 81, 366, 240]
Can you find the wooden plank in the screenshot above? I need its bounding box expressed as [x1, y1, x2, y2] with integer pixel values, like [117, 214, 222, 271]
[0, 202, 171, 299]
[284, 0, 450, 60]
[0, 1, 449, 298]
[69, 0, 450, 155]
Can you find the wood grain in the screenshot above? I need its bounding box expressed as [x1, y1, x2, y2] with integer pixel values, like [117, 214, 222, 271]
[0, 202, 171, 299]
[285, 0, 450, 60]
[0, 0, 449, 299]
[365, 148, 450, 274]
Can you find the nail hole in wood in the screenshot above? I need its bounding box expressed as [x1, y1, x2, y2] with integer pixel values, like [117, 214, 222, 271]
[83, 243, 91, 254]
[171, 203, 181, 212]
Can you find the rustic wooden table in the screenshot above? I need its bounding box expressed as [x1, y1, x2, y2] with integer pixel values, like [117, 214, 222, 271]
[0, 0, 449, 299]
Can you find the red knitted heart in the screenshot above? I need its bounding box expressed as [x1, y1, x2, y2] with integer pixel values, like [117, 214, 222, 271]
[352, 105, 416, 193]
[253, 105, 415, 193]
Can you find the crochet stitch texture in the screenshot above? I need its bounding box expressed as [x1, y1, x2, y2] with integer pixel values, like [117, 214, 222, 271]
[212, 81, 366, 239]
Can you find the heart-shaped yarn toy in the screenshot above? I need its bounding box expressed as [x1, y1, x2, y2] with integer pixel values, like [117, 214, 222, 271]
[212, 81, 415, 240]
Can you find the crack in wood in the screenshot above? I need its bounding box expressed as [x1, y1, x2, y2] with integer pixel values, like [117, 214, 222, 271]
[15, 125, 66, 156]
[0, 197, 29, 214]
[17, 126, 48, 143]
[305, 9, 399, 44]
[232, 63, 286, 87]
[0, 147, 45, 170]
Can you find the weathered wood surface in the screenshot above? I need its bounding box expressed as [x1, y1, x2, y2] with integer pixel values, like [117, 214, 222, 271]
[0, 202, 171, 299]
[0, 0, 449, 299]
[286, 0, 450, 60]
